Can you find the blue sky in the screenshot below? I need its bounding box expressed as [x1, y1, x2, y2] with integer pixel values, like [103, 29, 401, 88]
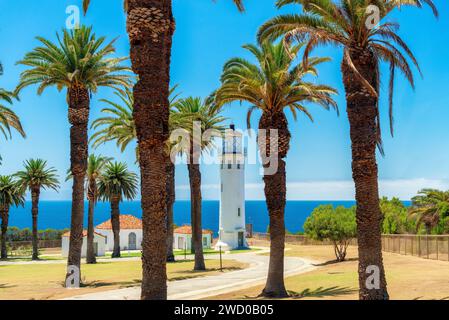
[0, 0, 448, 201]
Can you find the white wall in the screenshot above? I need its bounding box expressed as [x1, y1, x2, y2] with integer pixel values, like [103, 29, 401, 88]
[173, 233, 212, 250]
[61, 234, 106, 258]
[95, 229, 143, 252]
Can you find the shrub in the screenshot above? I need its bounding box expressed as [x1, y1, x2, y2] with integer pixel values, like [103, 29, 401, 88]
[304, 205, 356, 262]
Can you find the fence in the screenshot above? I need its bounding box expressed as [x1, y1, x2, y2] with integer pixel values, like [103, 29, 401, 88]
[251, 232, 358, 246]
[382, 234, 449, 261]
[8, 240, 61, 250]
[252, 232, 449, 262]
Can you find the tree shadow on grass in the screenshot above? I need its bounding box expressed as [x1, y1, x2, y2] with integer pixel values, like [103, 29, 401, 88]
[0, 283, 16, 289]
[313, 258, 358, 267]
[169, 266, 243, 282]
[80, 279, 141, 289]
[288, 286, 357, 299]
[241, 286, 357, 300]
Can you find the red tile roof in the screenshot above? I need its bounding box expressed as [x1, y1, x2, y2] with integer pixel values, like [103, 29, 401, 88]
[174, 225, 213, 235]
[62, 230, 106, 238]
[95, 215, 142, 230]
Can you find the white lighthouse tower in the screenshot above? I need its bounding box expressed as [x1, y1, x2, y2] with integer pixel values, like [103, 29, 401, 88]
[215, 125, 247, 251]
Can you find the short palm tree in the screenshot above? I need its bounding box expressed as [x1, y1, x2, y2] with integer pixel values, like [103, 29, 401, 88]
[91, 86, 180, 262]
[14, 159, 59, 260]
[16, 25, 130, 278]
[172, 97, 227, 271]
[409, 189, 449, 234]
[216, 40, 337, 297]
[83, 0, 244, 300]
[0, 175, 25, 259]
[257, 0, 438, 300]
[98, 162, 138, 258]
[67, 154, 112, 263]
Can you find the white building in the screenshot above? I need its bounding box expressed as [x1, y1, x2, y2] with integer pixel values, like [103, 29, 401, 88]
[215, 125, 248, 251]
[95, 215, 143, 251]
[61, 230, 106, 258]
[173, 225, 213, 251]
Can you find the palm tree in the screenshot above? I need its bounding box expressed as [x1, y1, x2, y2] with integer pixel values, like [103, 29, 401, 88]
[14, 159, 59, 260]
[0, 63, 26, 155]
[172, 97, 227, 271]
[409, 189, 449, 234]
[98, 161, 138, 258]
[83, 0, 244, 300]
[91, 86, 180, 262]
[216, 40, 337, 297]
[67, 155, 112, 263]
[257, 0, 438, 300]
[0, 175, 25, 259]
[16, 25, 130, 281]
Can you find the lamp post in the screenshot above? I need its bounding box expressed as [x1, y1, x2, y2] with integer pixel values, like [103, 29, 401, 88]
[215, 240, 228, 272]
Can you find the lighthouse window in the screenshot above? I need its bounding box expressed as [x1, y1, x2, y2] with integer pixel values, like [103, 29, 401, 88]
[238, 208, 241, 217]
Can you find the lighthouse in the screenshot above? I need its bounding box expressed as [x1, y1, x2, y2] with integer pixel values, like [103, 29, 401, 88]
[215, 125, 247, 251]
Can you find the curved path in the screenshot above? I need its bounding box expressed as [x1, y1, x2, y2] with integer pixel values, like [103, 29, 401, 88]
[65, 248, 317, 300]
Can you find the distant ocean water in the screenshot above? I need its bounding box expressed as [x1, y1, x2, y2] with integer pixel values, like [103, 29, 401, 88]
[8, 200, 364, 235]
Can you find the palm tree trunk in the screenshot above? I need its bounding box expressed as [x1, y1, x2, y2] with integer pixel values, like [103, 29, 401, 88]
[86, 180, 97, 264]
[166, 161, 175, 262]
[259, 112, 290, 298]
[66, 84, 90, 284]
[111, 197, 121, 258]
[127, 0, 174, 300]
[188, 159, 206, 271]
[342, 48, 389, 300]
[31, 188, 40, 260]
[0, 208, 9, 259]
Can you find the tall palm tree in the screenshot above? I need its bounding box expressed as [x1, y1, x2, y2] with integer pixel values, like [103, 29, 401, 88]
[98, 161, 138, 258]
[16, 25, 130, 281]
[409, 189, 449, 234]
[14, 159, 59, 260]
[172, 97, 227, 271]
[83, 0, 244, 300]
[257, 0, 438, 300]
[91, 86, 180, 262]
[216, 40, 337, 297]
[0, 175, 25, 259]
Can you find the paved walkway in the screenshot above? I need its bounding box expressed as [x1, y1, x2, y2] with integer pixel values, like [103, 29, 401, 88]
[65, 249, 317, 300]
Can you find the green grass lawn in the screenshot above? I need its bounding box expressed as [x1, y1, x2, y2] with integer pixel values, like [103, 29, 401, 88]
[0, 258, 247, 300]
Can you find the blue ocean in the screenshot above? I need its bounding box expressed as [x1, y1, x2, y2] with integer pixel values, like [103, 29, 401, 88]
[8, 200, 359, 235]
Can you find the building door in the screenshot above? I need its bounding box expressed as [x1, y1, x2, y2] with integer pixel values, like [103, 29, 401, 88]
[94, 242, 98, 256]
[178, 237, 185, 250]
[128, 232, 137, 250]
[238, 232, 244, 247]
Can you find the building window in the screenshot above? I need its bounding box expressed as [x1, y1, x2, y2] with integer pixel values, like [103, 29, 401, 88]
[105, 236, 108, 244]
[237, 164, 241, 170]
[228, 164, 232, 170]
[221, 184, 223, 193]
[238, 208, 241, 217]
[203, 237, 208, 247]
